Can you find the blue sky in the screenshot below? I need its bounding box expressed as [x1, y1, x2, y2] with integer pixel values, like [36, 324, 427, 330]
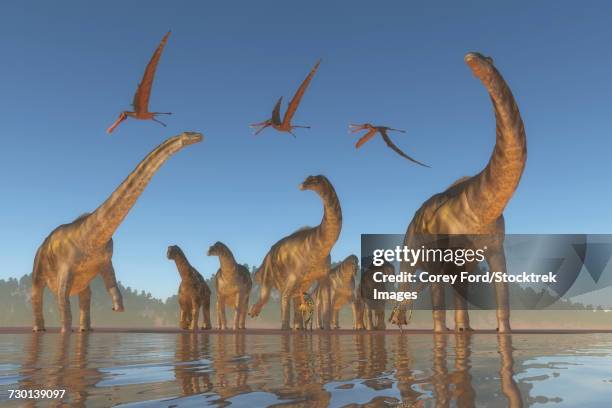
[1, 1, 612, 299]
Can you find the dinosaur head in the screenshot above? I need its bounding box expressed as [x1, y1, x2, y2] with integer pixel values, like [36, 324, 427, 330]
[207, 241, 227, 256]
[464, 52, 495, 80]
[349, 123, 375, 133]
[106, 112, 128, 134]
[178, 131, 204, 146]
[299, 175, 330, 192]
[167, 245, 182, 260]
[249, 119, 273, 135]
[341, 255, 359, 279]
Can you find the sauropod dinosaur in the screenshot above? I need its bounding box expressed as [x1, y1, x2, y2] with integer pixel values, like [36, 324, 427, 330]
[396, 52, 527, 333]
[312, 255, 359, 329]
[31, 132, 203, 333]
[249, 175, 342, 330]
[207, 241, 252, 330]
[357, 261, 395, 330]
[167, 245, 212, 331]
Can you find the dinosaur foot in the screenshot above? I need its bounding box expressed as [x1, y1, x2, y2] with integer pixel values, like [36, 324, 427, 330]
[433, 326, 450, 333]
[200, 326, 212, 331]
[79, 327, 93, 332]
[60, 326, 73, 334]
[112, 304, 125, 312]
[455, 323, 473, 333]
[32, 325, 46, 332]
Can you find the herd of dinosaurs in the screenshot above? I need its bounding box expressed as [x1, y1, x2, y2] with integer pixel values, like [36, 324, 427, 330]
[29, 31, 527, 334]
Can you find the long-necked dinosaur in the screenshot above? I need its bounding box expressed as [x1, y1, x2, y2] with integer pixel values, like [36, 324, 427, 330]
[167, 245, 212, 331]
[31, 132, 203, 333]
[397, 52, 527, 333]
[207, 241, 252, 330]
[312, 254, 360, 329]
[249, 175, 342, 330]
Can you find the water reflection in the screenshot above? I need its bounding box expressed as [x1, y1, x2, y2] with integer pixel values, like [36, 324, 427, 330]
[5, 331, 612, 406]
[17, 333, 102, 408]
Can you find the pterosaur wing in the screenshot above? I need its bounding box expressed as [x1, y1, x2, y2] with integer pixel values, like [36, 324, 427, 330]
[283, 59, 321, 124]
[132, 31, 171, 113]
[380, 129, 430, 168]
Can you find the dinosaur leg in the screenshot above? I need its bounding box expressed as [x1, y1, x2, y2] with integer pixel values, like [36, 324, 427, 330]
[179, 307, 188, 330]
[454, 281, 472, 332]
[365, 306, 373, 330]
[233, 296, 241, 331]
[351, 299, 361, 330]
[217, 296, 227, 330]
[100, 262, 124, 312]
[487, 250, 511, 333]
[280, 277, 298, 330]
[376, 309, 386, 330]
[78, 286, 93, 332]
[319, 283, 332, 330]
[332, 308, 340, 329]
[32, 277, 46, 332]
[201, 297, 211, 330]
[56, 266, 73, 333]
[315, 296, 323, 330]
[292, 297, 304, 330]
[431, 282, 449, 332]
[190, 300, 200, 332]
[239, 294, 249, 329]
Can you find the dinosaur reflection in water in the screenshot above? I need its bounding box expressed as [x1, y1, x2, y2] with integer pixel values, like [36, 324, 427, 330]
[174, 333, 212, 396]
[10, 332, 525, 406]
[17, 333, 102, 408]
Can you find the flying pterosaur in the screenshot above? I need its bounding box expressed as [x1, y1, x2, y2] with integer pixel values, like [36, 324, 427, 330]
[349, 123, 430, 167]
[107, 31, 172, 134]
[250, 59, 321, 138]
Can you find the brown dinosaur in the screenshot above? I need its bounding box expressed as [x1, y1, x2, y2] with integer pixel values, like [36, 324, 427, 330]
[248, 175, 342, 330]
[398, 52, 527, 333]
[31, 132, 203, 333]
[167, 245, 212, 331]
[312, 254, 360, 329]
[207, 241, 252, 330]
[356, 261, 395, 330]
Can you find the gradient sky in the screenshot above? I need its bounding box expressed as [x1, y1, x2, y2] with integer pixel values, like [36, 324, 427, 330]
[2, 1, 612, 299]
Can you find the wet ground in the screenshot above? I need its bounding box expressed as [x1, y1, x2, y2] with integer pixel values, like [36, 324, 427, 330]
[1, 331, 612, 407]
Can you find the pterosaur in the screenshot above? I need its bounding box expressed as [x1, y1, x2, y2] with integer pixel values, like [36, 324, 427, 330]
[349, 123, 430, 167]
[107, 31, 172, 134]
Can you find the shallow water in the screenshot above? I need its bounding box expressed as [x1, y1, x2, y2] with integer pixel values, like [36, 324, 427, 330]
[0, 332, 611, 407]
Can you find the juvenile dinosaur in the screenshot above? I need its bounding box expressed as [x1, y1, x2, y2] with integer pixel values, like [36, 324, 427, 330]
[298, 292, 315, 331]
[396, 52, 527, 333]
[207, 241, 252, 330]
[312, 255, 359, 329]
[249, 175, 342, 330]
[167, 245, 212, 331]
[357, 261, 395, 330]
[31, 132, 203, 333]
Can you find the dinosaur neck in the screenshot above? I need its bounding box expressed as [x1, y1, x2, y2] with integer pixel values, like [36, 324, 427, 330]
[82, 136, 188, 248]
[173, 252, 192, 281]
[217, 249, 237, 273]
[314, 183, 342, 252]
[464, 64, 527, 225]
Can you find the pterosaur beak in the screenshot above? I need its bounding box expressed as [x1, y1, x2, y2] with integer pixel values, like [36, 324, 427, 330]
[348, 124, 366, 133]
[107, 113, 127, 134]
